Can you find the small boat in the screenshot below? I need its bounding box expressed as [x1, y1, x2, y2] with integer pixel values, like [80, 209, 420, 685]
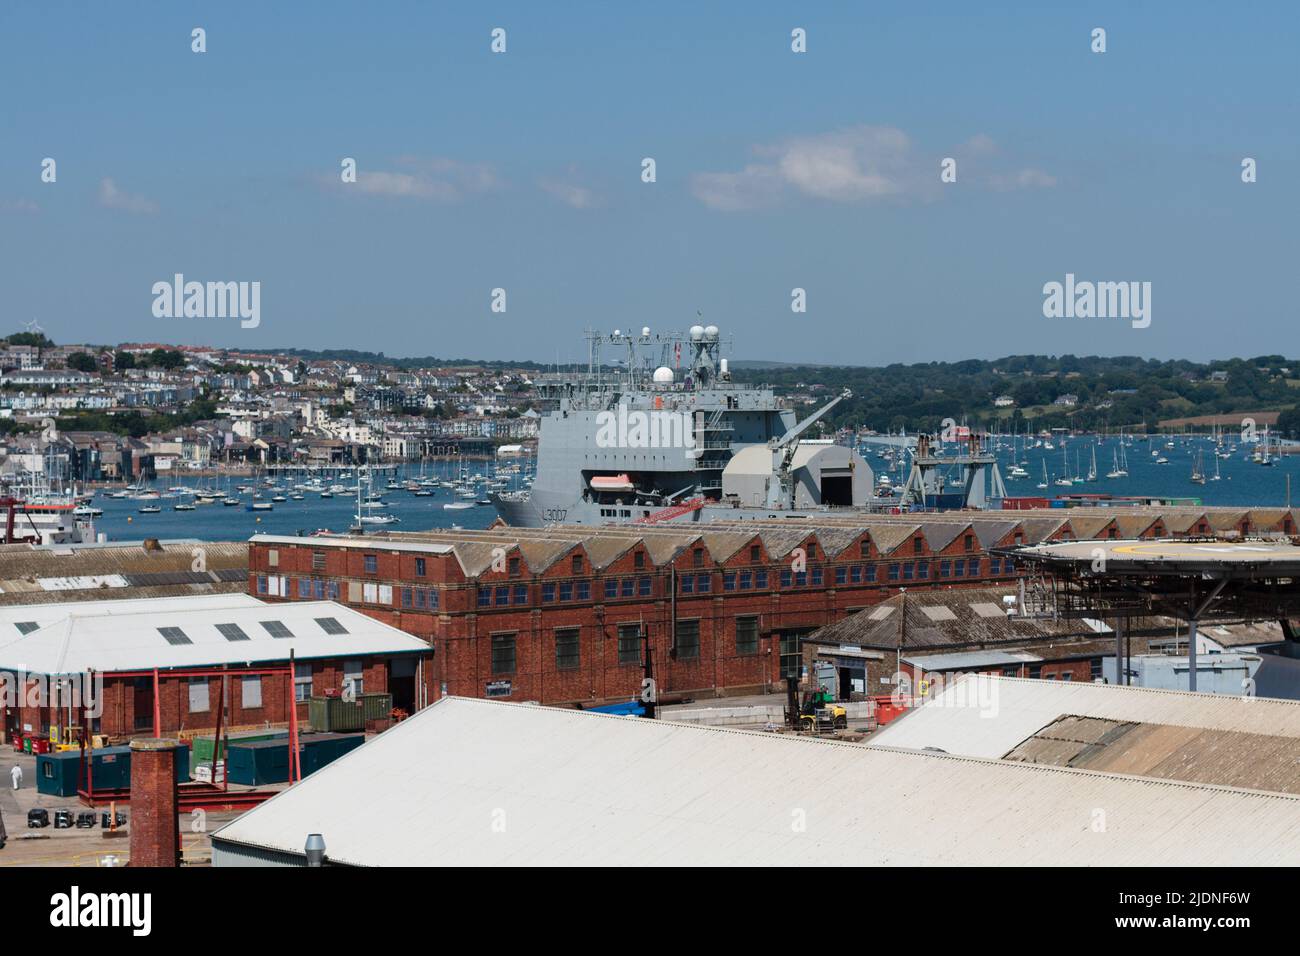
[476, 499, 492, 506]
[222, 497, 241, 506]
[358, 514, 399, 525]
[271, 495, 287, 502]
[443, 501, 474, 511]
[173, 502, 196, 511]
[137, 505, 162, 514]
[74, 505, 103, 517]
[590, 474, 636, 493]
[413, 489, 434, 497]
[291, 493, 305, 500]
[247, 502, 273, 512]
[320, 491, 334, 498]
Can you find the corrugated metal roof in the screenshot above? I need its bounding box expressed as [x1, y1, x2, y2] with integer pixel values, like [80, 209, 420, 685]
[0, 598, 427, 675]
[872, 674, 1300, 763]
[211, 696, 1300, 866]
[1003, 714, 1300, 795]
[901, 649, 1041, 670]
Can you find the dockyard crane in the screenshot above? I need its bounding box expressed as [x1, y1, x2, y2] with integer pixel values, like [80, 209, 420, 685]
[765, 389, 852, 508]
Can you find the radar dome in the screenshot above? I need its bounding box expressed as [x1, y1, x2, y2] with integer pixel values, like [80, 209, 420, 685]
[641, 326, 650, 337]
[652, 366, 675, 384]
[704, 324, 719, 339]
[689, 324, 705, 340]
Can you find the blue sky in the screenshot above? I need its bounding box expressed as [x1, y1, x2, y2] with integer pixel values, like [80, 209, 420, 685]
[1, 2, 1296, 365]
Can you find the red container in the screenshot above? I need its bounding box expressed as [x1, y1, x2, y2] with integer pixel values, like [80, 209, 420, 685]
[30, 737, 51, 755]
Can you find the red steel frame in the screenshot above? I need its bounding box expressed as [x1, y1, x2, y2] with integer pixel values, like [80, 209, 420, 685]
[75, 662, 301, 811]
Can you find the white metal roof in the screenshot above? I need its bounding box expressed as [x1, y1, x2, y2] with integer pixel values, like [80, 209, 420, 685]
[0, 599, 428, 676]
[251, 533, 455, 555]
[901, 649, 1042, 670]
[872, 674, 1300, 760]
[211, 696, 1300, 866]
[0, 593, 263, 643]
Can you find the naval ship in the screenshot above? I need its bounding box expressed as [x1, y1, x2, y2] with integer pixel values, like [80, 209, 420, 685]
[491, 324, 883, 527]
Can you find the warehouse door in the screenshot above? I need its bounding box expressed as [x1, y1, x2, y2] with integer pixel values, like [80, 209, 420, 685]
[133, 677, 154, 732]
[390, 657, 417, 713]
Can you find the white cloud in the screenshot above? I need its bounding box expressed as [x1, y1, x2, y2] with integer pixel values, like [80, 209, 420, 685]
[693, 126, 1055, 210]
[539, 175, 599, 209]
[693, 126, 930, 210]
[987, 168, 1058, 191]
[98, 178, 158, 214]
[346, 157, 500, 201]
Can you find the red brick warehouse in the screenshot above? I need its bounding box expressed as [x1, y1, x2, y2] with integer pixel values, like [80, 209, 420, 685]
[244, 505, 1286, 707]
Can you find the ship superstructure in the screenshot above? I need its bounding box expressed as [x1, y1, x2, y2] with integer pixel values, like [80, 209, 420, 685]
[492, 324, 874, 526]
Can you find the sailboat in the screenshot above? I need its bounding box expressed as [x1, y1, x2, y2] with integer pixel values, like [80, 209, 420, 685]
[1053, 445, 1073, 486]
[1036, 460, 1049, 490]
[1190, 450, 1207, 485]
[1106, 447, 1127, 479]
[353, 468, 400, 527]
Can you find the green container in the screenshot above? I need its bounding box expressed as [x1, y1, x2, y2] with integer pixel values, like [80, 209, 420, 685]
[300, 733, 365, 775]
[192, 729, 287, 767]
[308, 694, 391, 732]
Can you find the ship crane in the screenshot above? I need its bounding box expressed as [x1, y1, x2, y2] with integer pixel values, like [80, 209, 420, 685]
[766, 390, 851, 508]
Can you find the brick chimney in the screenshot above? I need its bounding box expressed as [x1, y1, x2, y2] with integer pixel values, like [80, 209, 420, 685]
[129, 737, 181, 867]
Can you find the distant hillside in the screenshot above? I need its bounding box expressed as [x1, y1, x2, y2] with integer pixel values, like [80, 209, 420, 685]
[729, 354, 1300, 438]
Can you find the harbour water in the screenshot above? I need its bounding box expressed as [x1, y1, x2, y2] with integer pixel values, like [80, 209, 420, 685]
[88, 437, 1300, 543]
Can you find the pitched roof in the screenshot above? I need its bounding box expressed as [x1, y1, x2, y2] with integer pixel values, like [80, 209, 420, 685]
[210, 696, 1300, 867]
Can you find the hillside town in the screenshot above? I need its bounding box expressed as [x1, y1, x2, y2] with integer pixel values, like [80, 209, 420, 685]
[0, 332, 541, 483]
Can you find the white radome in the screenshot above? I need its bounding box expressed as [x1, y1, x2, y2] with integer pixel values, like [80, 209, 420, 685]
[689, 324, 705, 340]
[705, 324, 719, 339]
[653, 366, 675, 384]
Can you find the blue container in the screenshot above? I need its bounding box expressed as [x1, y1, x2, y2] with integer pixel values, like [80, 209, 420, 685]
[36, 744, 190, 797]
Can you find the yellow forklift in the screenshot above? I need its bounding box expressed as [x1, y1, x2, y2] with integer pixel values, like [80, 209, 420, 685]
[51, 725, 110, 752]
[798, 688, 848, 734]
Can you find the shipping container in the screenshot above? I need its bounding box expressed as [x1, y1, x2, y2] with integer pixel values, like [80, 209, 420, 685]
[226, 733, 365, 785]
[308, 693, 392, 732]
[36, 745, 190, 797]
[191, 729, 287, 768]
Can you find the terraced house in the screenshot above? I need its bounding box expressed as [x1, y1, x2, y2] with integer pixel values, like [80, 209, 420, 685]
[245, 505, 1300, 707]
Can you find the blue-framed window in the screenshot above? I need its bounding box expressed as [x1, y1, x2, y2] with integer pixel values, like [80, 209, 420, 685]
[723, 572, 737, 592]
[401, 588, 412, 608]
[638, 576, 651, 596]
[478, 588, 490, 607]
[328, 580, 340, 600]
[902, 562, 914, 581]
[990, 557, 1001, 575]
[755, 570, 768, 589]
[835, 566, 847, 585]
[256, 575, 267, 595]
[605, 579, 618, 599]
[968, 557, 980, 576]
[560, 581, 574, 602]
[953, 560, 964, 577]
[918, 562, 930, 579]
[513, 584, 527, 605]
[850, 565, 863, 584]
[681, 575, 694, 594]
[314, 579, 326, 599]
[413, 588, 425, 609]
[363, 554, 377, 574]
[888, 564, 900, 582]
[696, 574, 711, 593]
[794, 571, 807, 587]
[428, 588, 439, 610]
[494, 586, 509, 606]
[576, 581, 590, 601]
[739, 570, 753, 590]
[780, 569, 792, 588]
[811, 567, 823, 586]
[940, 560, 950, 578]
[621, 578, 634, 598]
[414, 558, 426, 577]
[866, 564, 877, 582]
